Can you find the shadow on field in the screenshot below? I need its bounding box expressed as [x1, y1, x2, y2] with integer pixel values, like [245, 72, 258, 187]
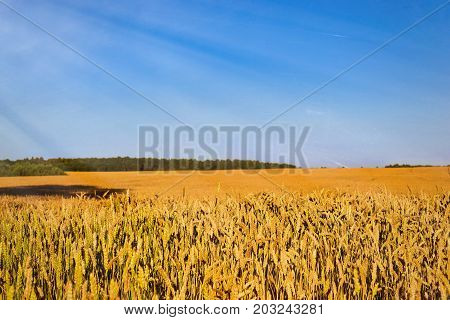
[0, 185, 126, 198]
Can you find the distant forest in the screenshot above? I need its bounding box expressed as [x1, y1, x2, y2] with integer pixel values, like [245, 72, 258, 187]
[0, 158, 65, 177]
[384, 164, 433, 168]
[0, 157, 296, 176]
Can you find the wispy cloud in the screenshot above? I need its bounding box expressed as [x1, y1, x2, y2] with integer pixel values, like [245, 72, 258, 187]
[318, 32, 348, 38]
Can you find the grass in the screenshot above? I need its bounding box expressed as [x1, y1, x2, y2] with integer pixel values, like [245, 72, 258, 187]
[0, 189, 448, 299]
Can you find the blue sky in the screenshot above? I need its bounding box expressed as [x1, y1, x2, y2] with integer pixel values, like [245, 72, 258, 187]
[0, 0, 449, 167]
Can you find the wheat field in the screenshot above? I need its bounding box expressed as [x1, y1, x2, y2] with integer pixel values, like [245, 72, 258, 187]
[0, 188, 448, 300]
[0, 167, 449, 197]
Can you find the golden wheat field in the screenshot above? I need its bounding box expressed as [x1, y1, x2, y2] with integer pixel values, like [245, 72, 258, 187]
[0, 168, 449, 300]
[0, 167, 449, 197]
[0, 185, 449, 299]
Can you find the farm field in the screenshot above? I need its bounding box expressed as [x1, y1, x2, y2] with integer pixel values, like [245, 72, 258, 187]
[0, 167, 449, 300]
[0, 167, 449, 198]
[1, 190, 449, 299]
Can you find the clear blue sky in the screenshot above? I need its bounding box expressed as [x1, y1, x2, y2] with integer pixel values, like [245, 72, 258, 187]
[0, 0, 449, 167]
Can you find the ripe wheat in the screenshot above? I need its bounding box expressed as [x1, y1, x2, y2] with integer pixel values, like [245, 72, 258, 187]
[0, 190, 448, 299]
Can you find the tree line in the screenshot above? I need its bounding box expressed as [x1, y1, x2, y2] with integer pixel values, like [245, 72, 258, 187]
[385, 164, 432, 168]
[0, 157, 295, 176]
[0, 158, 65, 177]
